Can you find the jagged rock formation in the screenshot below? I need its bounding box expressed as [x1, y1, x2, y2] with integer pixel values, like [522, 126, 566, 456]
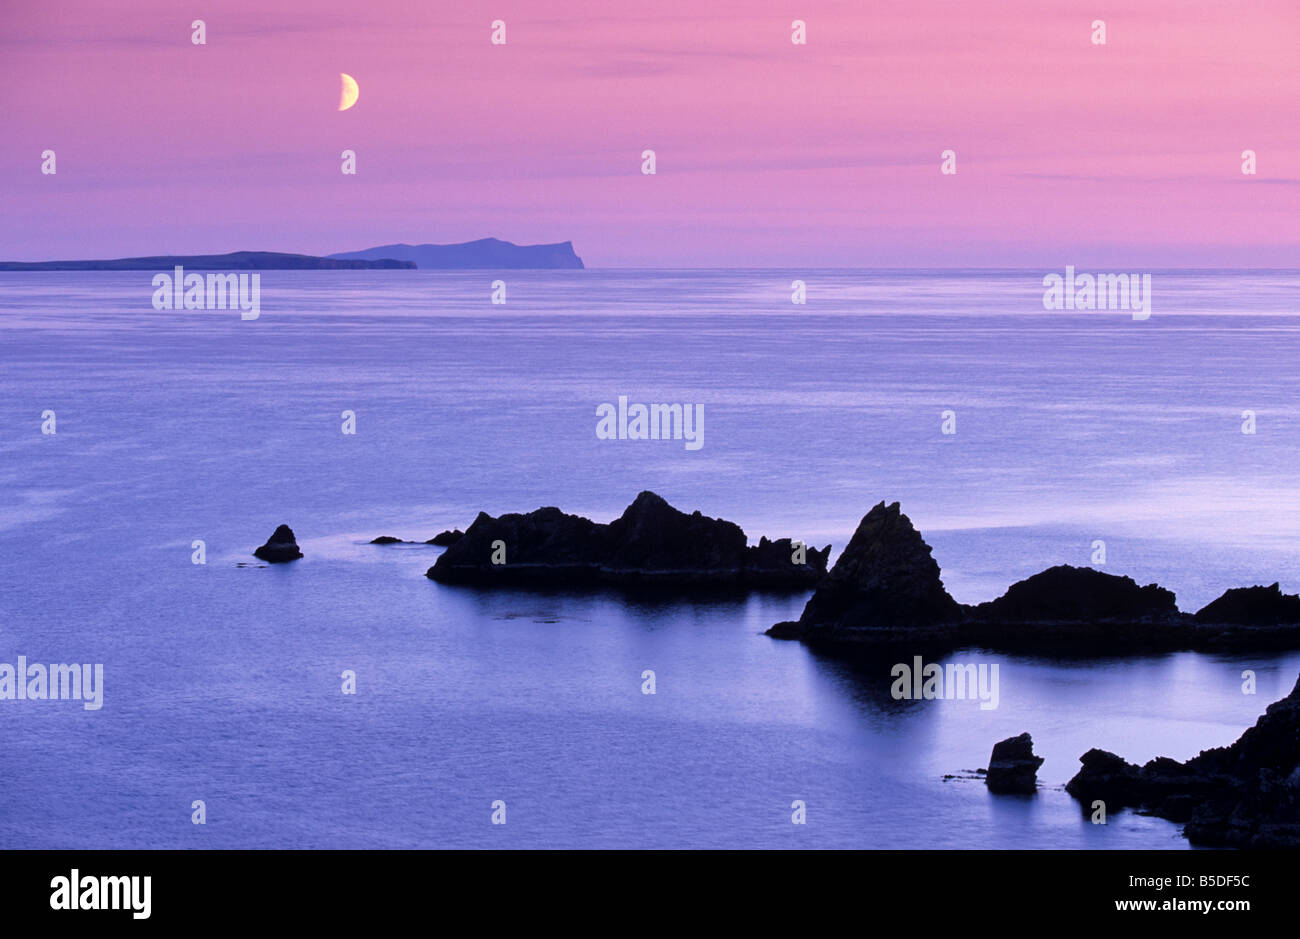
[766, 501, 1300, 653]
[253, 524, 302, 563]
[426, 491, 828, 589]
[1065, 673, 1300, 847]
[985, 733, 1045, 794]
[767, 501, 961, 641]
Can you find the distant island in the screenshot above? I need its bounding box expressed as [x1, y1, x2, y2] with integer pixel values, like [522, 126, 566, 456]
[329, 238, 585, 269]
[0, 251, 414, 271]
[0, 239, 585, 271]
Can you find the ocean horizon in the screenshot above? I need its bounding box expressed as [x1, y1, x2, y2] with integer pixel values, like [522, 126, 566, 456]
[3, 268, 1299, 848]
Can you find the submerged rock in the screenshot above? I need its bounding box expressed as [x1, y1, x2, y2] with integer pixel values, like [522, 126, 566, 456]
[986, 733, 1045, 794]
[766, 501, 961, 642]
[426, 491, 828, 590]
[1065, 672, 1300, 847]
[253, 524, 302, 563]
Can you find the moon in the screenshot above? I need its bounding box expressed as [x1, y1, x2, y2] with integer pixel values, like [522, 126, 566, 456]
[338, 73, 359, 111]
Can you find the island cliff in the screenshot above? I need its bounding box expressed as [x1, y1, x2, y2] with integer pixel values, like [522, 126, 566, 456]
[329, 238, 584, 270]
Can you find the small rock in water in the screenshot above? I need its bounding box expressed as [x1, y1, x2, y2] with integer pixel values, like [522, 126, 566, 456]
[985, 732, 1044, 794]
[253, 524, 303, 563]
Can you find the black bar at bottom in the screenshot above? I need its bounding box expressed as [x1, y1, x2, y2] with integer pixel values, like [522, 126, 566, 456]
[0, 849, 1283, 925]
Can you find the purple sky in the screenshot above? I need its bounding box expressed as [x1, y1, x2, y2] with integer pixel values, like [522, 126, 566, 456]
[3, 0, 1299, 266]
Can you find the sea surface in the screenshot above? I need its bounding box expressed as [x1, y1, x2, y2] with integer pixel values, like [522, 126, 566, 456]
[2, 269, 1299, 848]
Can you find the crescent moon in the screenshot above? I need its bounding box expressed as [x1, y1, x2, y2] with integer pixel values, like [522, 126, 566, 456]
[338, 73, 359, 111]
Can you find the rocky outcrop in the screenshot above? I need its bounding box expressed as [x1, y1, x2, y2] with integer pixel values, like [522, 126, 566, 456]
[426, 491, 828, 589]
[370, 529, 465, 546]
[974, 565, 1177, 623]
[964, 565, 1186, 652]
[985, 733, 1045, 794]
[253, 524, 302, 563]
[1196, 583, 1300, 625]
[1065, 673, 1300, 847]
[766, 502, 961, 642]
[766, 501, 1300, 653]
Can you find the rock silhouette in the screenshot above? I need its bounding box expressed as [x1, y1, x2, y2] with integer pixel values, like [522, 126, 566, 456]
[1195, 583, 1300, 625]
[427, 491, 828, 590]
[1065, 673, 1300, 847]
[768, 501, 1300, 653]
[768, 501, 962, 642]
[253, 524, 303, 563]
[974, 565, 1177, 622]
[427, 529, 465, 546]
[986, 733, 1045, 794]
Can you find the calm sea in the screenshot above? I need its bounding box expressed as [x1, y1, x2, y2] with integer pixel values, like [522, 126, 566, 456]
[2, 269, 1299, 848]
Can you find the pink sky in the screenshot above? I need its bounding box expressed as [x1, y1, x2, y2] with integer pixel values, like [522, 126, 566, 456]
[3, 0, 1298, 266]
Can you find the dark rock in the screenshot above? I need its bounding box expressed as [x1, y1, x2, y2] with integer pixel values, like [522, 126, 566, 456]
[1063, 748, 1146, 806]
[962, 565, 1187, 653]
[370, 536, 406, 545]
[974, 565, 1177, 623]
[253, 524, 302, 563]
[765, 503, 1300, 653]
[1065, 672, 1300, 847]
[1195, 583, 1300, 625]
[985, 732, 1045, 794]
[427, 529, 465, 547]
[765, 620, 804, 640]
[426, 491, 828, 590]
[765, 501, 961, 642]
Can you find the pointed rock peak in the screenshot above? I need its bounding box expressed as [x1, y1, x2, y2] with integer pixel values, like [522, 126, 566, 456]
[616, 490, 678, 521]
[836, 501, 941, 575]
[253, 524, 302, 563]
[630, 490, 669, 508]
[787, 499, 960, 632]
